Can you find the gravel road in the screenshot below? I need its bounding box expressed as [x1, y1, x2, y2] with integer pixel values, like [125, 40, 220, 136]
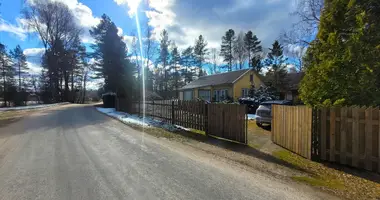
[0, 104, 337, 200]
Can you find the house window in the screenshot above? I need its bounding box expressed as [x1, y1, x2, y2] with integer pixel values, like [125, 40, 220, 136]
[250, 74, 254, 82]
[214, 90, 219, 101]
[198, 90, 211, 101]
[286, 91, 293, 101]
[241, 88, 249, 97]
[184, 90, 193, 100]
[214, 89, 228, 101]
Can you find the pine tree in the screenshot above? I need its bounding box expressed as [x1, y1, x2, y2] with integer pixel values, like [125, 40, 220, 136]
[170, 43, 181, 95]
[90, 14, 134, 101]
[265, 40, 287, 91]
[244, 31, 262, 68]
[0, 44, 15, 106]
[158, 29, 170, 92]
[180, 46, 194, 83]
[220, 29, 236, 71]
[251, 55, 263, 73]
[10, 45, 29, 92]
[194, 35, 208, 76]
[300, 0, 380, 107]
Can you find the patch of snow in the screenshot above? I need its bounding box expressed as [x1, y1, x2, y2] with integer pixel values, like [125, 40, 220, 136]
[96, 107, 188, 132]
[174, 125, 191, 131]
[248, 114, 257, 120]
[0, 102, 69, 112]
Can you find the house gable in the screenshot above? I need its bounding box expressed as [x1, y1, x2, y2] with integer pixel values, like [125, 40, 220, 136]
[232, 70, 264, 100]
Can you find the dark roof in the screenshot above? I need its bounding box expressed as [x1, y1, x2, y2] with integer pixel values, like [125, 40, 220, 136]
[285, 72, 305, 90]
[180, 69, 251, 90]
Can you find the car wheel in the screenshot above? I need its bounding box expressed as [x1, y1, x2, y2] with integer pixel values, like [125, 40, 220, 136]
[256, 121, 262, 127]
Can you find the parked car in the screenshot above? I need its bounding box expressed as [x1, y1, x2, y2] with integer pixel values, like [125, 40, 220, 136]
[255, 100, 292, 128]
[238, 98, 259, 114]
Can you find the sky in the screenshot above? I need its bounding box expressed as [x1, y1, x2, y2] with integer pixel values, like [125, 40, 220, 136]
[0, 0, 299, 81]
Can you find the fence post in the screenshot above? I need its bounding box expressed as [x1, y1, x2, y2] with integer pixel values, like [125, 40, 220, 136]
[245, 105, 248, 144]
[138, 99, 141, 117]
[171, 100, 175, 124]
[205, 103, 208, 135]
[152, 100, 155, 120]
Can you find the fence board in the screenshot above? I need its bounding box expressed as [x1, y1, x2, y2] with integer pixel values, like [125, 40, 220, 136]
[321, 109, 327, 160]
[206, 103, 247, 144]
[365, 108, 373, 171]
[330, 108, 336, 162]
[272, 105, 312, 159]
[379, 109, 380, 173]
[340, 107, 347, 164]
[271, 105, 380, 173]
[352, 107, 360, 167]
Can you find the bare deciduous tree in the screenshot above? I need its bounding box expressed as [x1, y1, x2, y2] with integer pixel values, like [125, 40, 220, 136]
[23, 1, 82, 50]
[233, 31, 247, 70]
[280, 0, 323, 72]
[22, 1, 83, 102]
[210, 48, 220, 74]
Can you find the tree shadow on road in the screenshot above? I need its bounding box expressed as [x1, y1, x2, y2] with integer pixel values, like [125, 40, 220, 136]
[0, 104, 113, 136]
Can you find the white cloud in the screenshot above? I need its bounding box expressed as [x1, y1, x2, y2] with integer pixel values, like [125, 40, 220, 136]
[24, 48, 45, 57]
[113, 0, 142, 16]
[0, 18, 28, 40]
[117, 27, 123, 36]
[115, 0, 298, 52]
[26, 61, 42, 75]
[123, 35, 136, 50]
[21, 0, 102, 44]
[130, 55, 155, 69]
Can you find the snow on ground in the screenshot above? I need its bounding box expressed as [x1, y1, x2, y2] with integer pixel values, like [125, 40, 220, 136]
[96, 107, 191, 132]
[0, 102, 69, 112]
[248, 114, 257, 120]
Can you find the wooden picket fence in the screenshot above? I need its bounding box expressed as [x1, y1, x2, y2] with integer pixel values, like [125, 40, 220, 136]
[116, 99, 248, 144]
[272, 105, 380, 173]
[133, 100, 207, 131]
[272, 105, 313, 159]
[208, 104, 248, 144]
[317, 106, 380, 173]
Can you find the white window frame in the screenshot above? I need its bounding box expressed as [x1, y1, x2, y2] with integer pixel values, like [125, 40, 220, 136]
[241, 88, 249, 98]
[214, 89, 228, 101]
[198, 90, 211, 101]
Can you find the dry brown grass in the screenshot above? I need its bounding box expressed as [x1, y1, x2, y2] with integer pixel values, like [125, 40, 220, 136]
[0, 110, 35, 127]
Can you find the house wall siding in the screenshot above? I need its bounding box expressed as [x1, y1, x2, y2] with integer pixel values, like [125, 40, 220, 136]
[211, 84, 233, 101]
[233, 71, 264, 100]
[194, 88, 198, 99]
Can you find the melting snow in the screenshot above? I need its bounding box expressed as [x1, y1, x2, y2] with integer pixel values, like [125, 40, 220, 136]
[0, 102, 69, 112]
[96, 107, 189, 132]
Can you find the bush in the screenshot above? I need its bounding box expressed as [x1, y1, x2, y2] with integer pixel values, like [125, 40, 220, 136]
[102, 92, 116, 108]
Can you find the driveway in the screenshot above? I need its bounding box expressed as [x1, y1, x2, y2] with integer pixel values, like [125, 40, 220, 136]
[0, 104, 335, 200]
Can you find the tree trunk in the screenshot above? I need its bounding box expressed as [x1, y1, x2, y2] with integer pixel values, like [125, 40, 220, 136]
[2, 67, 6, 107]
[71, 70, 74, 103]
[83, 72, 87, 104]
[18, 63, 21, 92]
[64, 70, 69, 102]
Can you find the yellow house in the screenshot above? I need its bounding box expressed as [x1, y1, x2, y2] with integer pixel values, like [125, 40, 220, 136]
[179, 69, 264, 102]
